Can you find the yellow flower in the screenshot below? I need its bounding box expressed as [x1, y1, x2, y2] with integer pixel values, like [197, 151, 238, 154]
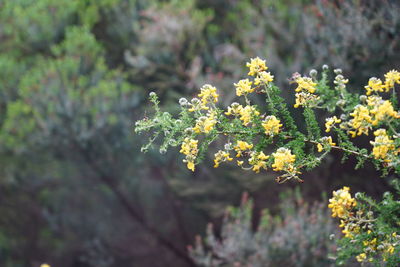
[180, 138, 199, 171]
[384, 70, 400, 90]
[40, 264, 51, 267]
[198, 84, 219, 107]
[249, 151, 269, 173]
[213, 150, 233, 168]
[317, 136, 336, 152]
[370, 129, 396, 161]
[325, 116, 341, 133]
[254, 71, 274, 85]
[193, 111, 217, 134]
[356, 253, 367, 262]
[328, 186, 356, 218]
[246, 57, 268, 76]
[234, 141, 253, 157]
[234, 79, 254, 96]
[271, 147, 296, 172]
[367, 96, 400, 125]
[239, 105, 260, 126]
[294, 91, 320, 108]
[386, 245, 395, 254]
[295, 76, 317, 93]
[225, 102, 243, 116]
[348, 105, 372, 137]
[262, 115, 282, 136]
[365, 77, 385, 95]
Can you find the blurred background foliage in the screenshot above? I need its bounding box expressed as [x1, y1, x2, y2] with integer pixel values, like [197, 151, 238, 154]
[0, 0, 399, 266]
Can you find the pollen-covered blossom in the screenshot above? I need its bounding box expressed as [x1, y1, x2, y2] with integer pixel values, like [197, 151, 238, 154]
[348, 105, 372, 137]
[246, 57, 267, 76]
[234, 141, 253, 157]
[248, 151, 269, 173]
[180, 138, 199, 171]
[293, 91, 320, 108]
[271, 147, 296, 172]
[198, 84, 218, 106]
[239, 105, 260, 126]
[365, 77, 385, 95]
[193, 111, 217, 134]
[225, 102, 243, 116]
[325, 116, 341, 133]
[370, 129, 396, 162]
[213, 150, 233, 168]
[384, 70, 400, 89]
[294, 76, 317, 93]
[262, 115, 282, 136]
[234, 79, 254, 96]
[317, 136, 336, 152]
[328, 186, 356, 218]
[254, 71, 274, 85]
[367, 96, 400, 125]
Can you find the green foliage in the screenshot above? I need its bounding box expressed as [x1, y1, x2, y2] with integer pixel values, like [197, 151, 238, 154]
[189, 191, 339, 267]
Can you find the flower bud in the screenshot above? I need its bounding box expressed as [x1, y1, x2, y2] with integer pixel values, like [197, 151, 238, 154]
[149, 91, 156, 97]
[322, 64, 329, 70]
[309, 69, 318, 77]
[179, 98, 188, 106]
[334, 68, 342, 74]
[359, 95, 367, 102]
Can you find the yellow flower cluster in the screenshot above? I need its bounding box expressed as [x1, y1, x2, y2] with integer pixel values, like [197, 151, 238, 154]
[370, 129, 397, 162]
[293, 76, 319, 108]
[225, 103, 260, 126]
[248, 151, 269, 173]
[246, 57, 268, 76]
[234, 79, 254, 97]
[193, 111, 217, 134]
[347, 105, 373, 137]
[262, 115, 282, 136]
[239, 105, 260, 126]
[317, 136, 336, 152]
[344, 95, 399, 137]
[328, 186, 356, 218]
[198, 84, 219, 107]
[295, 76, 317, 93]
[365, 70, 400, 95]
[271, 147, 296, 172]
[180, 138, 198, 171]
[245, 57, 274, 87]
[325, 116, 341, 133]
[367, 96, 399, 126]
[384, 70, 400, 89]
[254, 71, 274, 85]
[213, 150, 233, 168]
[234, 141, 253, 157]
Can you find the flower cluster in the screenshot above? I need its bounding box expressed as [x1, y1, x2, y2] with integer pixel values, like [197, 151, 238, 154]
[364, 70, 400, 95]
[325, 116, 341, 133]
[370, 129, 398, 164]
[293, 75, 320, 108]
[234, 79, 254, 96]
[193, 111, 217, 134]
[342, 95, 399, 137]
[317, 136, 336, 152]
[180, 138, 198, 171]
[328, 187, 356, 219]
[262, 115, 282, 136]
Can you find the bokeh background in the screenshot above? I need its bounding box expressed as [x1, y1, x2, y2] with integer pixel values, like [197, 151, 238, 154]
[0, 0, 399, 266]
